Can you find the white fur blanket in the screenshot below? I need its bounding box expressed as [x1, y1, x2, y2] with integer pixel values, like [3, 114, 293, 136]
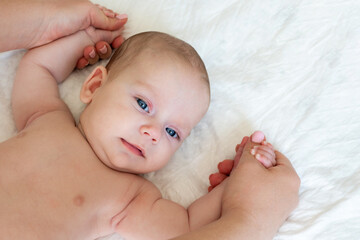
[1, 0, 359, 239]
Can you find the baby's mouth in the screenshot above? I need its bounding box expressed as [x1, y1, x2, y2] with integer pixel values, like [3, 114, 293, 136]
[120, 138, 145, 158]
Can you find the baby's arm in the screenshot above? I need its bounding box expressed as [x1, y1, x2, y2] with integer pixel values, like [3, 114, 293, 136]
[114, 180, 226, 240]
[12, 23, 123, 130]
[115, 135, 275, 239]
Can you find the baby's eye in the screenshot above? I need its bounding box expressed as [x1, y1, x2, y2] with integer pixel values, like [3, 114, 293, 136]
[137, 98, 149, 113]
[166, 127, 178, 138]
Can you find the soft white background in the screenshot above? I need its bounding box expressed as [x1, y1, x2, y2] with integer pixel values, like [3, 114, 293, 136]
[1, 0, 359, 239]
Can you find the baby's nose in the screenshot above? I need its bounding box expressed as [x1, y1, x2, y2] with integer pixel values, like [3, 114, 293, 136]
[140, 125, 161, 143]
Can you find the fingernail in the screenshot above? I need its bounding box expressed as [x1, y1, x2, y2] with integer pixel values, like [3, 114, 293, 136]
[89, 49, 96, 58]
[251, 149, 256, 155]
[99, 45, 107, 54]
[255, 153, 261, 160]
[251, 131, 264, 143]
[116, 13, 128, 20]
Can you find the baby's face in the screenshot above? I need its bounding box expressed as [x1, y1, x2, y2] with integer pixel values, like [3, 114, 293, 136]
[79, 49, 209, 174]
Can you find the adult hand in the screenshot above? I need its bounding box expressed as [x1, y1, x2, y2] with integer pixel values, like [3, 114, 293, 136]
[221, 135, 300, 239]
[0, 0, 127, 52]
[209, 131, 266, 191]
[172, 134, 300, 240]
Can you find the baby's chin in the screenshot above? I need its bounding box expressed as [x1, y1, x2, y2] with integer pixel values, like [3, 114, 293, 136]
[99, 155, 166, 175]
[103, 163, 159, 175]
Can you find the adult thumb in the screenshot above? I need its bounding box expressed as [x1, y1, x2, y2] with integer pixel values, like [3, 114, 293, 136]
[233, 131, 266, 168]
[90, 6, 128, 31]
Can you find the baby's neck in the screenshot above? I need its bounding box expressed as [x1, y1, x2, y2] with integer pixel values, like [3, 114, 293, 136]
[76, 121, 88, 141]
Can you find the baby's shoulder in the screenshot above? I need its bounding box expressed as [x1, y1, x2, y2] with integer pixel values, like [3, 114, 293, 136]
[24, 109, 75, 133]
[110, 173, 160, 199]
[105, 174, 162, 229]
[16, 110, 86, 152]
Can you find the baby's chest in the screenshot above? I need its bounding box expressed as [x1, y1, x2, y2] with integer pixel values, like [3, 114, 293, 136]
[0, 131, 144, 236]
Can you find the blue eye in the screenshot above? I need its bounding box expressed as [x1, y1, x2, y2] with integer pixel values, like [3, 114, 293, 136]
[166, 127, 178, 138]
[137, 98, 149, 112]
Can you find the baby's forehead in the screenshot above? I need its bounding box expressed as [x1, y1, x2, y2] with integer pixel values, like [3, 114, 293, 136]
[107, 32, 209, 88]
[132, 74, 209, 129]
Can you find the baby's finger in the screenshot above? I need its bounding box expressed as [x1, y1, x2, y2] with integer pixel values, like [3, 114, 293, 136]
[90, 5, 127, 31]
[104, 9, 116, 18]
[95, 4, 117, 18]
[254, 154, 273, 168]
[262, 140, 274, 150]
[251, 148, 275, 168]
[254, 145, 276, 159]
[84, 26, 124, 52]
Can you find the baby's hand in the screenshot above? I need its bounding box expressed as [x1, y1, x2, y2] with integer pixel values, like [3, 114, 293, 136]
[208, 131, 276, 192]
[250, 141, 276, 168]
[76, 5, 127, 69]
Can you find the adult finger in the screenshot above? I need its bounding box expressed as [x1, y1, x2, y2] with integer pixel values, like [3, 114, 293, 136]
[233, 134, 265, 170]
[233, 136, 249, 168]
[233, 130, 266, 168]
[76, 57, 89, 70]
[95, 41, 112, 59]
[84, 45, 99, 65]
[217, 159, 234, 175]
[209, 173, 227, 189]
[89, 5, 128, 31]
[111, 35, 125, 49]
[85, 26, 125, 47]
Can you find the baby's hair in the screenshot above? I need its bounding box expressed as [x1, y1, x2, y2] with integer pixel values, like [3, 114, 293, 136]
[106, 31, 209, 86]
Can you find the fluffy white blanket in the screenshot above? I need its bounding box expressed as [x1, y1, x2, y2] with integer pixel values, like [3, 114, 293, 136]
[1, 0, 359, 239]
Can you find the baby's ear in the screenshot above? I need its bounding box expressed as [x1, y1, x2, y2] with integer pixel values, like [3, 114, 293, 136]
[80, 66, 108, 104]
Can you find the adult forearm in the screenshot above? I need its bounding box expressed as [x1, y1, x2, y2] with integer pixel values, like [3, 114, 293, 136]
[173, 213, 268, 240]
[0, 0, 54, 52]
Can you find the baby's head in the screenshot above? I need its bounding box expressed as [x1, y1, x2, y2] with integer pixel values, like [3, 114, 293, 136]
[78, 32, 210, 174]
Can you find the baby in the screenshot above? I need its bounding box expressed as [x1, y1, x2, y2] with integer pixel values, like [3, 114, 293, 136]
[0, 23, 275, 240]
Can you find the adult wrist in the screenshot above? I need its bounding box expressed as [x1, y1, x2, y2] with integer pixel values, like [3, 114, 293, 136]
[221, 210, 276, 240]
